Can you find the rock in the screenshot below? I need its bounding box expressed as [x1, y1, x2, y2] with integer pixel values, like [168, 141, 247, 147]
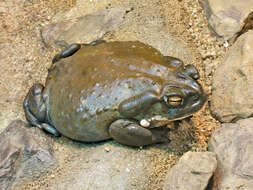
[42, 143, 160, 190]
[210, 31, 253, 122]
[132, 27, 195, 66]
[0, 120, 57, 190]
[107, 2, 196, 66]
[199, 0, 253, 41]
[41, 7, 131, 47]
[163, 151, 217, 190]
[209, 117, 253, 190]
[45, 1, 196, 66]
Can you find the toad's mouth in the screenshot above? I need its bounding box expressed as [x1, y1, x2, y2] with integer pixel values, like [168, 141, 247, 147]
[139, 113, 194, 128]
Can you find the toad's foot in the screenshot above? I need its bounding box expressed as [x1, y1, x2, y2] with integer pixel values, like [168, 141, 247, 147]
[109, 119, 170, 147]
[23, 83, 61, 137]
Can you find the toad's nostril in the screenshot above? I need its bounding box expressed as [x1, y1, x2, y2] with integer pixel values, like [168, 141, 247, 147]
[192, 95, 199, 101]
[183, 65, 199, 80]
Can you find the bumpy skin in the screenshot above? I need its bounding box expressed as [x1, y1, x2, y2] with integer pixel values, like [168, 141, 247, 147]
[24, 41, 206, 146]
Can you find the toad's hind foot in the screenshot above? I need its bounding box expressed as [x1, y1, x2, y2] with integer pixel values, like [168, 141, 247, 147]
[24, 101, 61, 137]
[41, 123, 61, 137]
[52, 43, 81, 63]
[23, 83, 61, 137]
[52, 40, 105, 64]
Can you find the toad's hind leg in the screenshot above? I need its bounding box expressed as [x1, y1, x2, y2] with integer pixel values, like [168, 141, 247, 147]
[108, 119, 170, 147]
[23, 83, 60, 137]
[52, 40, 106, 63]
[52, 43, 81, 63]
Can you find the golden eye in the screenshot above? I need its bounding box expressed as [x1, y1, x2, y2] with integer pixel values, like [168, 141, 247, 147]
[167, 96, 182, 106]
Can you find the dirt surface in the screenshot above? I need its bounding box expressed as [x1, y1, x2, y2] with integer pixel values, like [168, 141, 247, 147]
[1, 0, 226, 189]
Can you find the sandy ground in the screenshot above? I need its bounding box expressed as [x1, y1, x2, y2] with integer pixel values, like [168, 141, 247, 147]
[0, 0, 227, 189]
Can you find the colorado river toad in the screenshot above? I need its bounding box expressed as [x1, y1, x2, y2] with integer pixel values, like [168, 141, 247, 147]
[24, 41, 206, 147]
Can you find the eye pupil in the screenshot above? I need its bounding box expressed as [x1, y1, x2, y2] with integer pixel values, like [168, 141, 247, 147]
[164, 96, 182, 106]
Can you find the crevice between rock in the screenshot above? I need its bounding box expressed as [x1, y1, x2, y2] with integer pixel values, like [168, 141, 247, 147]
[205, 175, 214, 190]
[231, 12, 253, 43]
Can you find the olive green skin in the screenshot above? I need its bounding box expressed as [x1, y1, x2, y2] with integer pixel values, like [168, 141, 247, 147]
[42, 41, 205, 142]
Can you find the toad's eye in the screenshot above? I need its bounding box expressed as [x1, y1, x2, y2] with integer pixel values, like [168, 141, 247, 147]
[164, 96, 182, 107]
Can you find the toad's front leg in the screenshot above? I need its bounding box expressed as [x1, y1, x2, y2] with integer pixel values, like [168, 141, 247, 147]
[23, 83, 60, 137]
[109, 119, 170, 147]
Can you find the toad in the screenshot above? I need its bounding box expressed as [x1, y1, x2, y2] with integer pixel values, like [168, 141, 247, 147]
[24, 41, 206, 147]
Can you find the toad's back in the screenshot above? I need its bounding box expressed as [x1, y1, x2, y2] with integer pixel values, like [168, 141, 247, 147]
[44, 41, 175, 141]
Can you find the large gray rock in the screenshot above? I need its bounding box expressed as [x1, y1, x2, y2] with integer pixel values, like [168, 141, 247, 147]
[163, 151, 217, 190]
[199, 0, 253, 41]
[209, 117, 253, 190]
[211, 31, 253, 122]
[0, 120, 57, 190]
[43, 1, 196, 66]
[41, 7, 131, 47]
[44, 143, 158, 190]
